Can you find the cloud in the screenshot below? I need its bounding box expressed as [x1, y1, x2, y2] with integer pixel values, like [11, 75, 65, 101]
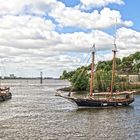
[0, 15, 138, 77]
[0, 15, 56, 50]
[80, 0, 124, 9]
[0, 14, 55, 32]
[93, 27, 140, 62]
[52, 30, 113, 52]
[0, 0, 132, 30]
[0, 0, 59, 15]
[49, 7, 133, 29]
[0, 0, 138, 77]
[116, 27, 140, 50]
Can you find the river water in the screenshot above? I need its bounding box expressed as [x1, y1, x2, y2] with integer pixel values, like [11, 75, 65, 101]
[0, 79, 140, 140]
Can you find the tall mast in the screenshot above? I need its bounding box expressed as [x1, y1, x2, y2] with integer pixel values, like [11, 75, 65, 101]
[110, 45, 117, 94]
[110, 18, 117, 94]
[90, 44, 95, 96]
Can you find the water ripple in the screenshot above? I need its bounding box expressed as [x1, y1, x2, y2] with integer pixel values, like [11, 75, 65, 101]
[0, 79, 140, 140]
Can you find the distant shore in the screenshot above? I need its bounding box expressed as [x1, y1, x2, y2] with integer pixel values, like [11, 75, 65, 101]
[58, 86, 140, 95]
[0, 77, 60, 80]
[57, 86, 75, 92]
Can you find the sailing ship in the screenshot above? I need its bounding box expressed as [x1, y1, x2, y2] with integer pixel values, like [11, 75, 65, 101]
[56, 43, 135, 107]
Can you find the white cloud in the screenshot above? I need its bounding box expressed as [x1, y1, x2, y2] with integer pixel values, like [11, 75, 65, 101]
[49, 7, 133, 29]
[0, 0, 138, 77]
[0, 15, 55, 31]
[80, 0, 124, 9]
[0, 16, 139, 77]
[0, 0, 59, 15]
[52, 30, 114, 52]
[94, 27, 140, 62]
[116, 27, 140, 50]
[0, 0, 132, 30]
[0, 15, 56, 50]
[0, 0, 25, 15]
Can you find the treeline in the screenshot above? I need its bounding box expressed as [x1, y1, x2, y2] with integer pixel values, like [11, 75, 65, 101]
[60, 51, 140, 91]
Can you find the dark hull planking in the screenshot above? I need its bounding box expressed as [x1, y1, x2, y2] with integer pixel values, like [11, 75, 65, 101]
[69, 98, 134, 107]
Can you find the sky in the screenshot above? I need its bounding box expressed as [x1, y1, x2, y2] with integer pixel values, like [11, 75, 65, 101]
[0, 0, 140, 78]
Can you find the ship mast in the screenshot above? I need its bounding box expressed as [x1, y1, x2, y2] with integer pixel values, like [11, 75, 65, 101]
[90, 44, 95, 96]
[110, 18, 117, 95]
[110, 44, 117, 94]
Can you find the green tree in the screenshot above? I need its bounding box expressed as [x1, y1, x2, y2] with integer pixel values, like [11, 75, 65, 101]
[94, 70, 112, 92]
[70, 69, 89, 91]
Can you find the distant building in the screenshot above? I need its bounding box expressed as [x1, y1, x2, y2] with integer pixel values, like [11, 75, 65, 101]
[129, 75, 139, 82]
[10, 74, 15, 79]
[119, 74, 140, 82]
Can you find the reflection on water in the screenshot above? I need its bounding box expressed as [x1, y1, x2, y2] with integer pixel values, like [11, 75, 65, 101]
[0, 79, 140, 140]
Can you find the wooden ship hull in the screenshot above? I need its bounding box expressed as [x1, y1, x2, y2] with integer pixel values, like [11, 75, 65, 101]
[67, 97, 134, 107]
[56, 92, 134, 108]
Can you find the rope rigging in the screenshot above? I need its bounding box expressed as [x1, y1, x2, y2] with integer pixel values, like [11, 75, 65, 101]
[68, 45, 95, 96]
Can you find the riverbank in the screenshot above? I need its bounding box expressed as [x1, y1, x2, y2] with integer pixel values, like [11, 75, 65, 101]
[58, 86, 140, 95]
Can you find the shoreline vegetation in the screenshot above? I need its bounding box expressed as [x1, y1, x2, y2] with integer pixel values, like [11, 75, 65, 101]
[57, 85, 140, 95]
[59, 51, 140, 94]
